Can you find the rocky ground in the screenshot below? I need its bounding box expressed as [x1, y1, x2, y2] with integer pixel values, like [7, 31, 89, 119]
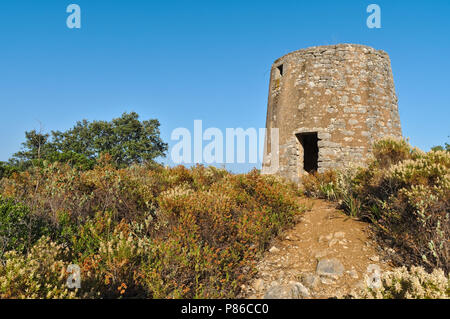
[240, 198, 396, 299]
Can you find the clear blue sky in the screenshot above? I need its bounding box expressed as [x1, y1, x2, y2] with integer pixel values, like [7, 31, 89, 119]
[1, 0, 449, 172]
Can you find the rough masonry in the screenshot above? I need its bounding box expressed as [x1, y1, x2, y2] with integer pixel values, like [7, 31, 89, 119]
[262, 44, 402, 183]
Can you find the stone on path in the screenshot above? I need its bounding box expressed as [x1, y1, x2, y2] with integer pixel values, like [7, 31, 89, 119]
[316, 258, 345, 278]
[263, 282, 310, 299]
[320, 277, 336, 285]
[269, 246, 280, 253]
[300, 273, 320, 289]
[334, 232, 346, 239]
[253, 279, 265, 292]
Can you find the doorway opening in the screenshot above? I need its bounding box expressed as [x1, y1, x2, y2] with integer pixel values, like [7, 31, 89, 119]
[296, 132, 319, 173]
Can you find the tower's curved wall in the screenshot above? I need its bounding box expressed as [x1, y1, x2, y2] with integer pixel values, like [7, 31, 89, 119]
[262, 44, 402, 182]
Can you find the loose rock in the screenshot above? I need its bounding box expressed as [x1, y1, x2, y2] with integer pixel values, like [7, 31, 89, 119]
[253, 279, 264, 292]
[334, 232, 346, 239]
[347, 270, 359, 279]
[269, 246, 280, 253]
[316, 258, 345, 278]
[300, 273, 320, 289]
[263, 282, 310, 299]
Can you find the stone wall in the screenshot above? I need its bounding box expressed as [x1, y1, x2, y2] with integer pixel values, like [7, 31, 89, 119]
[262, 44, 402, 183]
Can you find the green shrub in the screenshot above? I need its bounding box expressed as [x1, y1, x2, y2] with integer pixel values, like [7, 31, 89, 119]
[301, 168, 363, 217]
[352, 143, 449, 273]
[371, 151, 450, 272]
[0, 196, 54, 258]
[302, 170, 337, 200]
[371, 138, 417, 169]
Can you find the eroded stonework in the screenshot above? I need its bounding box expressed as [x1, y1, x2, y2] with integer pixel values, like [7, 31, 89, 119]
[262, 44, 402, 183]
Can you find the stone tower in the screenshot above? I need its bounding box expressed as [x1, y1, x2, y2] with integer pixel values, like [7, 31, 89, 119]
[262, 44, 402, 183]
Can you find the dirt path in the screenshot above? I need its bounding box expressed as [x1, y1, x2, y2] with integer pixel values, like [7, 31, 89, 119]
[241, 198, 394, 299]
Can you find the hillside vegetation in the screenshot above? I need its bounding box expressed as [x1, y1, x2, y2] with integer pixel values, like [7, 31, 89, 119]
[0, 160, 301, 298]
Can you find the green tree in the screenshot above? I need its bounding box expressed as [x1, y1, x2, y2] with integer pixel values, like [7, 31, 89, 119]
[431, 142, 450, 152]
[11, 130, 54, 163]
[11, 112, 168, 168]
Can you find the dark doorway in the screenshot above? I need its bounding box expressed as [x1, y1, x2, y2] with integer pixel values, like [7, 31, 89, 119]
[296, 132, 319, 173]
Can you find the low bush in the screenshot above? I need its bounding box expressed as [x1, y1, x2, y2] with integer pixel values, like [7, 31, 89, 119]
[361, 266, 449, 299]
[0, 196, 54, 258]
[302, 170, 337, 200]
[0, 162, 19, 180]
[0, 237, 76, 299]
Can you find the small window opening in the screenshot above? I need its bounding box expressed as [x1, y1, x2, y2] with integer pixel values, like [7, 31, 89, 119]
[277, 64, 284, 77]
[273, 64, 284, 90]
[296, 132, 319, 173]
